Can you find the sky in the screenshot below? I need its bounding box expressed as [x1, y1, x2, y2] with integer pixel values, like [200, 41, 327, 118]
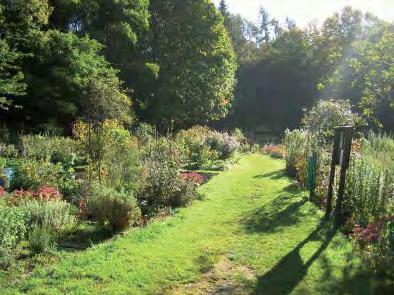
[213, 0, 394, 28]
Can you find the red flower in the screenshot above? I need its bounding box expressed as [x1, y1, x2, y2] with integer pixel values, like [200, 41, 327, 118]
[0, 186, 5, 197]
[353, 220, 385, 244]
[35, 186, 61, 201]
[180, 172, 205, 185]
[11, 186, 61, 202]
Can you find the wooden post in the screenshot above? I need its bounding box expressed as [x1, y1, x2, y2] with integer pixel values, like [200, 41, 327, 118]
[334, 127, 353, 227]
[325, 131, 340, 219]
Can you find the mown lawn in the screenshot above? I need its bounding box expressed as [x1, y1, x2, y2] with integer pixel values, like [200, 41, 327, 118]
[1, 154, 377, 294]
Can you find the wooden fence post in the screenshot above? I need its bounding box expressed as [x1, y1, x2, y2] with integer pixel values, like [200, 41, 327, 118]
[325, 131, 340, 219]
[333, 127, 353, 227]
[325, 126, 354, 222]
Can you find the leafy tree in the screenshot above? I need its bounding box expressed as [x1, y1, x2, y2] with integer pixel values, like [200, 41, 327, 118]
[218, 0, 230, 29]
[0, 0, 51, 109]
[230, 29, 318, 131]
[47, 0, 150, 88]
[225, 14, 260, 63]
[20, 31, 131, 127]
[0, 40, 25, 109]
[1, 1, 132, 131]
[351, 24, 394, 129]
[303, 99, 360, 143]
[257, 7, 271, 44]
[140, 0, 237, 129]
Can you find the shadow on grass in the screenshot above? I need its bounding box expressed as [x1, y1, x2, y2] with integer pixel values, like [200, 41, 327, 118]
[253, 169, 287, 179]
[57, 224, 114, 251]
[241, 192, 310, 234]
[253, 221, 378, 295]
[253, 222, 336, 294]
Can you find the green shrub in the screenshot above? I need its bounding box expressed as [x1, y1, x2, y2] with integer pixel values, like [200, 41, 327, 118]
[74, 120, 140, 191]
[139, 138, 197, 213]
[0, 246, 14, 270]
[284, 129, 308, 177]
[135, 123, 155, 145]
[0, 206, 29, 250]
[302, 99, 360, 144]
[25, 199, 76, 233]
[345, 134, 394, 226]
[206, 131, 240, 160]
[231, 128, 246, 145]
[10, 158, 63, 190]
[20, 135, 81, 164]
[176, 126, 241, 169]
[176, 126, 218, 169]
[0, 143, 17, 158]
[28, 225, 54, 254]
[87, 183, 141, 231]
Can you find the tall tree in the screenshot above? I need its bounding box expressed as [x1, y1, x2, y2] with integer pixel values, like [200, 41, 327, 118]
[258, 7, 271, 44]
[0, 40, 25, 109]
[139, 0, 237, 129]
[1, 0, 132, 131]
[218, 0, 231, 30]
[48, 0, 150, 88]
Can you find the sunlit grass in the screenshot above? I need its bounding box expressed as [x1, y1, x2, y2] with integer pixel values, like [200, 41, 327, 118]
[1, 155, 376, 294]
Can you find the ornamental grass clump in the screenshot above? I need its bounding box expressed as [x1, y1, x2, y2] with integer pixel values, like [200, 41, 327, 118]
[345, 133, 394, 227]
[87, 183, 141, 232]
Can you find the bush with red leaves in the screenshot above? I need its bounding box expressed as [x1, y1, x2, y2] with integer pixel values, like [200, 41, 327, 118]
[180, 172, 205, 185]
[10, 186, 62, 204]
[353, 222, 383, 244]
[35, 186, 61, 201]
[353, 217, 394, 245]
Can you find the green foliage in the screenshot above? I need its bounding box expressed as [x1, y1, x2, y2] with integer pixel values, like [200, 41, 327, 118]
[0, 40, 26, 109]
[20, 135, 81, 163]
[87, 183, 141, 231]
[10, 159, 63, 190]
[26, 199, 76, 234]
[74, 120, 140, 190]
[206, 131, 240, 160]
[28, 30, 131, 126]
[302, 99, 359, 143]
[134, 123, 155, 146]
[140, 0, 237, 128]
[27, 225, 54, 254]
[345, 134, 394, 226]
[0, 206, 29, 249]
[176, 126, 241, 169]
[25, 197, 73, 254]
[138, 137, 196, 213]
[176, 126, 218, 169]
[352, 24, 394, 127]
[284, 129, 308, 177]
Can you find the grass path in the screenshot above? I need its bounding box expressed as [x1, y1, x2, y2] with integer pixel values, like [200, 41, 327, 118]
[3, 155, 376, 294]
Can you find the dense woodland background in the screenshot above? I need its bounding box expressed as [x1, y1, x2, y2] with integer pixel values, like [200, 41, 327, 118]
[1, 0, 393, 136]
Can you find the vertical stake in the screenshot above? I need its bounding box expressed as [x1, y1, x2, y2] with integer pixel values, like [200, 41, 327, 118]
[325, 131, 340, 219]
[334, 127, 353, 227]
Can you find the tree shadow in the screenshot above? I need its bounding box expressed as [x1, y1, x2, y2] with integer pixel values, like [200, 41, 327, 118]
[253, 169, 287, 179]
[57, 224, 115, 251]
[317, 251, 378, 295]
[241, 193, 311, 234]
[253, 222, 336, 295]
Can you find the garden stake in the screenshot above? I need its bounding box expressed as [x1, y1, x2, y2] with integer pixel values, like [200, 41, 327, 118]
[325, 131, 340, 219]
[333, 126, 353, 228]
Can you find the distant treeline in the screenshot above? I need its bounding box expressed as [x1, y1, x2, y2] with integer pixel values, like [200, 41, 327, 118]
[218, 1, 394, 133]
[1, 1, 393, 136]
